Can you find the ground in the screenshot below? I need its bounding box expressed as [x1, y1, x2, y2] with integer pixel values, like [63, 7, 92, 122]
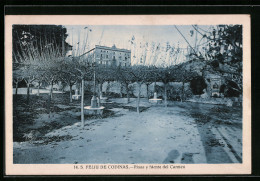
[13, 92, 242, 164]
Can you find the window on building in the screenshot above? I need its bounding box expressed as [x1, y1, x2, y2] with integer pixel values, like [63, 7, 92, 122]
[106, 55, 108, 58]
[113, 56, 115, 59]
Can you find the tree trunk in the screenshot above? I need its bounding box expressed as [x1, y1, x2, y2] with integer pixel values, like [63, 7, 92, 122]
[100, 82, 103, 96]
[136, 83, 141, 114]
[15, 82, 18, 95]
[119, 82, 123, 98]
[50, 80, 54, 100]
[164, 83, 167, 107]
[181, 82, 185, 102]
[126, 83, 130, 103]
[98, 83, 101, 97]
[37, 81, 40, 96]
[146, 83, 149, 100]
[27, 83, 30, 96]
[98, 83, 101, 107]
[105, 81, 109, 94]
[81, 78, 85, 128]
[69, 84, 72, 103]
[26, 83, 30, 103]
[48, 90, 51, 118]
[79, 82, 82, 95]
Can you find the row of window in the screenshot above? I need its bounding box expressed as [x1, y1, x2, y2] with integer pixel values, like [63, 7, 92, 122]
[100, 50, 130, 56]
[98, 61, 128, 67]
[98, 54, 129, 60]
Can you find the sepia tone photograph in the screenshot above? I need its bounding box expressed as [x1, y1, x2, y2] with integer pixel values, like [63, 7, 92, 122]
[5, 15, 251, 175]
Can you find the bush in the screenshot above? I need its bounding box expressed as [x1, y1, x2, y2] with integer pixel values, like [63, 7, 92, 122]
[224, 80, 240, 97]
[190, 76, 207, 95]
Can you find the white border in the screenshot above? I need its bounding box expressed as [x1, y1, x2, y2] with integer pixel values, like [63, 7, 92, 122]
[5, 15, 251, 175]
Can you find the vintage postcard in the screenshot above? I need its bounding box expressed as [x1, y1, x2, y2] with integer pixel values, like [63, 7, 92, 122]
[5, 15, 251, 175]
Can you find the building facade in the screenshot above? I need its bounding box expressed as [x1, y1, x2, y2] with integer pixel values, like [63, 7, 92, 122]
[80, 45, 131, 67]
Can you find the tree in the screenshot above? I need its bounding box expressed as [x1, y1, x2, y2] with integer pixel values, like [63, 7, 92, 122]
[12, 25, 71, 102]
[158, 66, 175, 107]
[71, 57, 93, 127]
[12, 66, 24, 96]
[190, 76, 207, 95]
[12, 25, 70, 63]
[129, 66, 150, 114]
[13, 40, 40, 102]
[116, 66, 134, 103]
[96, 65, 117, 103]
[60, 60, 78, 102]
[144, 66, 159, 99]
[21, 64, 38, 102]
[34, 69, 46, 96]
[173, 66, 198, 101]
[193, 25, 243, 94]
[41, 47, 64, 100]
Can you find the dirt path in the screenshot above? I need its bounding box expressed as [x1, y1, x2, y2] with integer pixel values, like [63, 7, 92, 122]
[13, 101, 242, 164]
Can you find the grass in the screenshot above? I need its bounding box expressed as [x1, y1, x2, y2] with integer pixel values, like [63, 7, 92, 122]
[13, 92, 149, 142]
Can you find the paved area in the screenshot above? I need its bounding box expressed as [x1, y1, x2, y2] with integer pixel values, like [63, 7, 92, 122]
[13, 101, 242, 164]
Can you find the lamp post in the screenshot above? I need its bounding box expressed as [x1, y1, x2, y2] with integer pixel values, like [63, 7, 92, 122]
[91, 62, 98, 108]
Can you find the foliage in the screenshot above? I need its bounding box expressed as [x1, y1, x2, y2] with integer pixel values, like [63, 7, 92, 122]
[202, 25, 242, 64]
[171, 65, 198, 83]
[157, 66, 175, 84]
[190, 76, 207, 95]
[193, 25, 243, 94]
[96, 65, 117, 84]
[12, 25, 70, 63]
[224, 80, 240, 97]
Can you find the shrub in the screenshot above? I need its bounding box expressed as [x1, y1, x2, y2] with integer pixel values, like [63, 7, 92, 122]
[224, 80, 240, 97]
[190, 76, 207, 95]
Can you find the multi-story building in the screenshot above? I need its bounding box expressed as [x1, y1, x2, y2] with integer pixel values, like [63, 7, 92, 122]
[79, 45, 131, 67]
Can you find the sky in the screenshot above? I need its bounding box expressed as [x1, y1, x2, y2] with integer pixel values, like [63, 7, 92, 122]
[64, 25, 214, 66]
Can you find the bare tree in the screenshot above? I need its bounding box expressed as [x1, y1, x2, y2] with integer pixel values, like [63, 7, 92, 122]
[158, 66, 175, 107]
[130, 66, 150, 114]
[12, 67, 23, 96]
[60, 60, 78, 102]
[172, 66, 198, 102]
[116, 66, 134, 103]
[96, 65, 116, 103]
[72, 57, 93, 127]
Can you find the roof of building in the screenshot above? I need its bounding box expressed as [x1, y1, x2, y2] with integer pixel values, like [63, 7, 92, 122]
[79, 45, 131, 57]
[95, 45, 131, 53]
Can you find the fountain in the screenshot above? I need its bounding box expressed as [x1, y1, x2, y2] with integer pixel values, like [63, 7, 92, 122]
[72, 89, 81, 100]
[149, 92, 162, 104]
[84, 63, 105, 116]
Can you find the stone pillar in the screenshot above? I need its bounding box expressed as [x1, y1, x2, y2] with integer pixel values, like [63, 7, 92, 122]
[154, 92, 157, 99]
[91, 95, 98, 108]
[75, 89, 79, 95]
